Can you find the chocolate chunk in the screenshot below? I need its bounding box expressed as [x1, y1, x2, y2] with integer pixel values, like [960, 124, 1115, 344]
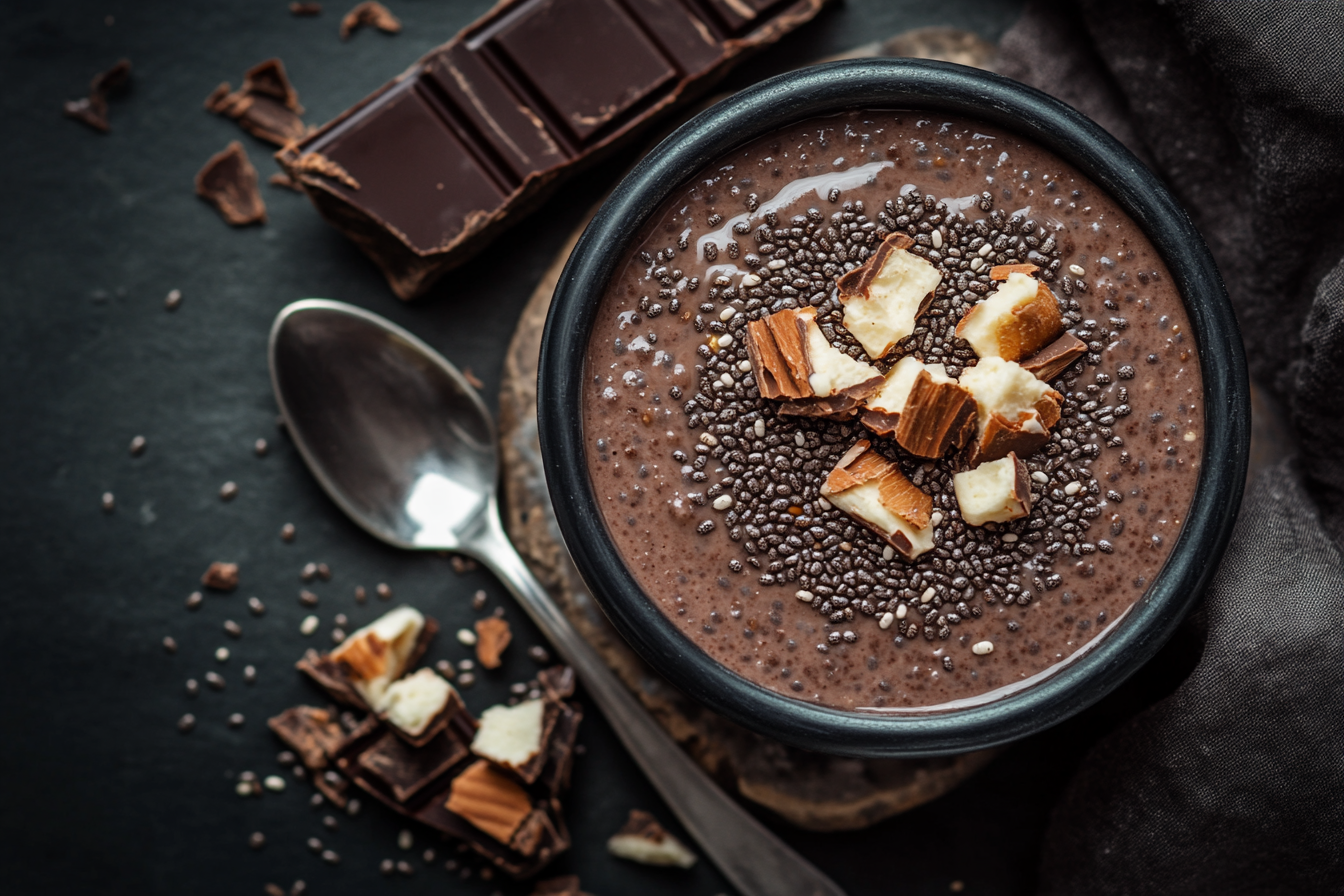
[606, 809, 697, 867]
[201, 561, 240, 591]
[473, 617, 512, 669]
[205, 59, 308, 147]
[267, 705, 346, 770]
[536, 665, 576, 701]
[296, 615, 440, 710]
[894, 371, 977, 458]
[277, 0, 829, 298]
[340, 2, 401, 39]
[1020, 331, 1089, 382]
[353, 727, 472, 803]
[63, 59, 131, 133]
[195, 142, 267, 226]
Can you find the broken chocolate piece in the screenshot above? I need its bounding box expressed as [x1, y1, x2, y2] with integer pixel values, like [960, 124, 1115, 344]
[1020, 331, 1088, 382]
[535, 702, 582, 798]
[269, 171, 303, 191]
[278, 0, 830, 298]
[956, 271, 1064, 362]
[607, 809, 697, 868]
[895, 370, 977, 458]
[354, 727, 470, 803]
[953, 453, 1032, 526]
[474, 617, 512, 669]
[379, 667, 465, 744]
[444, 760, 534, 843]
[959, 357, 1063, 464]
[472, 699, 550, 782]
[859, 355, 927, 435]
[299, 611, 439, 710]
[195, 142, 267, 226]
[340, 1, 401, 38]
[537, 665, 576, 701]
[820, 441, 934, 560]
[63, 59, 131, 132]
[989, 263, 1039, 280]
[267, 705, 345, 770]
[837, 232, 943, 358]
[744, 307, 883, 416]
[201, 560, 240, 591]
[205, 59, 308, 147]
[328, 605, 427, 706]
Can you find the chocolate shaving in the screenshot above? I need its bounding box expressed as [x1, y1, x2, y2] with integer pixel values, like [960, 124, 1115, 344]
[269, 171, 303, 191]
[989, 263, 1040, 280]
[836, 231, 916, 296]
[63, 59, 131, 133]
[195, 142, 267, 226]
[1021, 331, 1089, 382]
[290, 152, 360, 190]
[474, 617, 512, 669]
[201, 560, 240, 591]
[340, 1, 401, 39]
[205, 59, 308, 147]
[290, 1, 323, 14]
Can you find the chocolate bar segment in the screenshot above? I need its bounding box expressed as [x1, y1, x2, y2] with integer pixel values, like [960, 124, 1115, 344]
[279, 0, 830, 298]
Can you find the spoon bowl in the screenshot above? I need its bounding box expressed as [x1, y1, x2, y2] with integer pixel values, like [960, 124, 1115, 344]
[268, 298, 844, 896]
[270, 300, 494, 552]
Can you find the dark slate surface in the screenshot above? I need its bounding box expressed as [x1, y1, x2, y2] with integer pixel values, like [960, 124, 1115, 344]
[1, 2, 1223, 894]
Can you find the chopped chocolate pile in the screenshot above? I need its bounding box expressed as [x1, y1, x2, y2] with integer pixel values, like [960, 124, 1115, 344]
[666, 188, 1124, 643]
[205, 59, 308, 147]
[63, 59, 131, 133]
[195, 142, 267, 226]
[271, 606, 582, 878]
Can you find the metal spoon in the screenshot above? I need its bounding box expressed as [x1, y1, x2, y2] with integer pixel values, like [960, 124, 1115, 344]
[269, 299, 845, 896]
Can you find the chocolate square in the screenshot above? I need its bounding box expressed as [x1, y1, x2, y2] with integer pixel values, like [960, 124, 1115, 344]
[267, 705, 345, 770]
[355, 727, 470, 804]
[487, 0, 676, 144]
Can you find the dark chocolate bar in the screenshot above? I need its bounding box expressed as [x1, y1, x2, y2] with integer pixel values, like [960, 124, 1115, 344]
[278, 0, 830, 298]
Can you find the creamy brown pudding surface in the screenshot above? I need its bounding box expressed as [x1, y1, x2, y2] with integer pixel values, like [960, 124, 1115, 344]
[581, 111, 1202, 712]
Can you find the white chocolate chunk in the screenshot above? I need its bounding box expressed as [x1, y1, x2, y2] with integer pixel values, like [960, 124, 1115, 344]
[329, 605, 425, 706]
[826, 479, 934, 559]
[953, 454, 1032, 526]
[865, 356, 953, 415]
[803, 317, 883, 398]
[840, 245, 943, 358]
[379, 667, 454, 736]
[471, 699, 546, 769]
[959, 358, 1055, 435]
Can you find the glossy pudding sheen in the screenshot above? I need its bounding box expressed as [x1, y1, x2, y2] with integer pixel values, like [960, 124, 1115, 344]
[581, 111, 1202, 712]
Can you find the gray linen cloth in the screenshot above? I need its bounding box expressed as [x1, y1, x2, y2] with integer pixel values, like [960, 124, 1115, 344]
[996, 2, 1344, 893]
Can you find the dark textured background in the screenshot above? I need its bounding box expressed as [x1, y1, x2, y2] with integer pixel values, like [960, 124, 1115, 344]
[0, 1, 1223, 893]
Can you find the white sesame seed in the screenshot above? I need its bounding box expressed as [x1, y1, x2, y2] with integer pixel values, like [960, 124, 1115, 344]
[882, 546, 895, 561]
[978, 242, 994, 257]
[896, 604, 908, 620]
[1184, 431, 1197, 442]
[1003, 533, 1019, 543]
[931, 230, 942, 249]
[719, 306, 735, 321]
[930, 511, 943, 527]
[264, 775, 286, 792]
[972, 640, 995, 656]
[878, 612, 895, 630]
[794, 432, 805, 447]
[738, 360, 752, 372]
[920, 587, 936, 603]
[795, 590, 814, 602]
[969, 257, 985, 271]
[456, 628, 478, 646]
[718, 333, 734, 348]
[712, 494, 734, 511]
[719, 372, 733, 386]
[700, 433, 719, 447]
[1068, 264, 1086, 276]
[236, 782, 256, 797]
[1064, 481, 1082, 495]
[754, 419, 766, 437]
[740, 273, 761, 287]
[1031, 471, 1049, 484]
[818, 496, 832, 511]
[300, 615, 319, 636]
[767, 259, 787, 270]
[215, 647, 230, 663]
[397, 829, 413, 850]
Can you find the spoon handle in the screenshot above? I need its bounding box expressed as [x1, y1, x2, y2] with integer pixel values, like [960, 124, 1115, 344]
[465, 502, 846, 896]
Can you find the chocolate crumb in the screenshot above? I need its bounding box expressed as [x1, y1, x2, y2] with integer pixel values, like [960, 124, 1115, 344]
[450, 556, 478, 574]
[202, 562, 239, 591]
[265, 886, 284, 896]
[339, 1, 401, 39]
[205, 59, 308, 147]
[195, 141, 267, 226]
[463, 367, 485, 390]
[474, 617, 512, 669]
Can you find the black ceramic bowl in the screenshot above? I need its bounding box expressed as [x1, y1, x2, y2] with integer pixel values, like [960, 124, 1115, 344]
[538, 59, 1248, 758]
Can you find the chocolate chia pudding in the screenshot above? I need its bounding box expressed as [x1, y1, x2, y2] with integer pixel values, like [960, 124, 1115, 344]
[581, 110, 1202, 712]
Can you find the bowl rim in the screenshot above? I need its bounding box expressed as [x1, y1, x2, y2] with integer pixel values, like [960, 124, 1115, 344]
[537, 58, 1249, 758]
